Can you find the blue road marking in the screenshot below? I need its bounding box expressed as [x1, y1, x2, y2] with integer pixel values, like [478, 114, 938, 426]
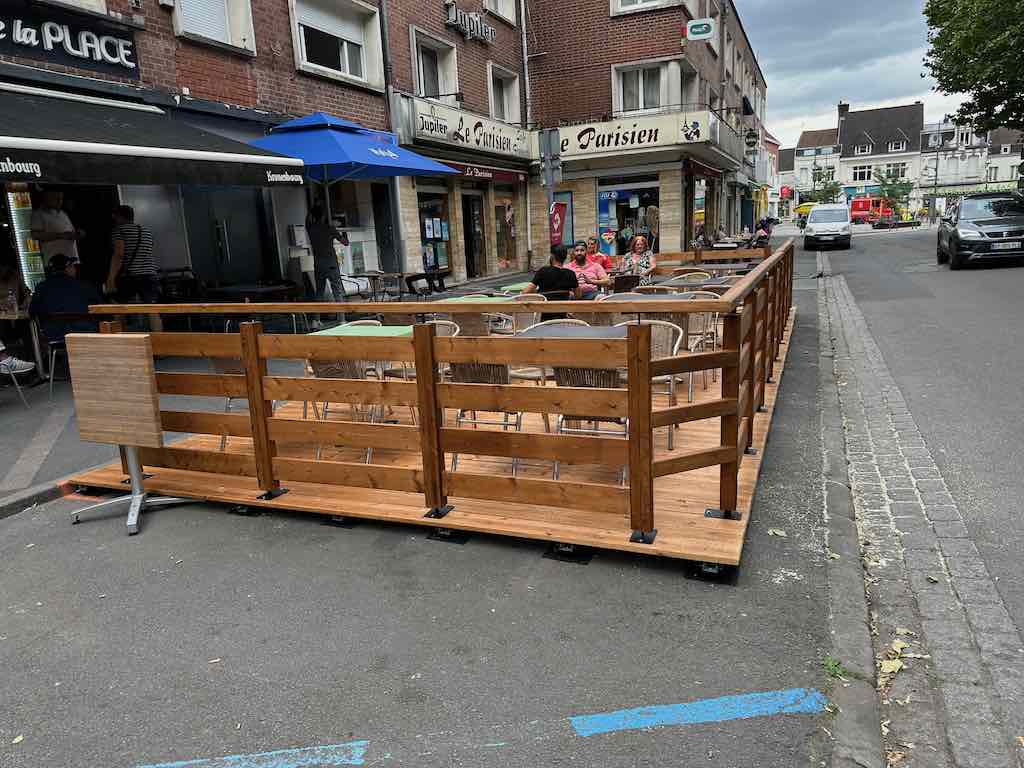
[137, 740, 369, 768]
[569, 687, 828, 737]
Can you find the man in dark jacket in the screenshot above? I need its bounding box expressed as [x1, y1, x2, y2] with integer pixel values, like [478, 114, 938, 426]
[29, 254, 101, 342]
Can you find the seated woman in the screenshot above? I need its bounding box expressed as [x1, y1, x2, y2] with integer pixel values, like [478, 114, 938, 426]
[621, 234, 657, 286]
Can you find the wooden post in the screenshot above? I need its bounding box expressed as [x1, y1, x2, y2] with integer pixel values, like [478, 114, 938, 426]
[626, 323, 655, 543]
[99, 320, 130, 474]
[413, 324, 449, 516]
[718, 312, 741, 518]
[239, 321, 282, 498]
[755, 285, 769, 412]
[742, 294, 756, 453]
[765, 273, 776, 382]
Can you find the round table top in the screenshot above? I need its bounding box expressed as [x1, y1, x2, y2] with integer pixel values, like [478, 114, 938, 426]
[438, 295, 513, 304]
[518, 324, 627, 339]
[311, 324, 414, 337]
[501, 282, 532, 293]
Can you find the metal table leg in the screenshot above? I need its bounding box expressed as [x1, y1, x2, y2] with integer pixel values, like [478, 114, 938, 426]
[72, 446, 187, 535]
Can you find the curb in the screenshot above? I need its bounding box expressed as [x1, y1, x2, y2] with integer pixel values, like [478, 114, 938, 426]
[819, 275, 884, 768]
[0, 464, 112, 522]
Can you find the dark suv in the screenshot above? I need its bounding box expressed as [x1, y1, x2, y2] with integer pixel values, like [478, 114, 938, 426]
[937, 192, 1024, 270]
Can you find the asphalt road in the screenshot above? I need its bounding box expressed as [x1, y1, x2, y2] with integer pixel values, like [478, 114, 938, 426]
[0, 260, 833, 768]
[812, 227, 1024, 635]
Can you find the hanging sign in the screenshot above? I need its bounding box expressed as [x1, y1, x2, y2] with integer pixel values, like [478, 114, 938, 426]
[549, 201, 567, 246]
[412, 98, 531, 160]
[686, 18, 715, 41]
[444, 0, 496, 44]
[0, 0, 139, 79]
[558, 112, 710, 158]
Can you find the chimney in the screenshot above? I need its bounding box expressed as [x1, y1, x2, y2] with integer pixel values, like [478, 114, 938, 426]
[838, 102, 850, 119]
[837, 102, 850, 143]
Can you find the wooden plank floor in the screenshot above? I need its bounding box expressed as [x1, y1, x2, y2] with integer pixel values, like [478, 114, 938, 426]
[67, 309, 795, 565]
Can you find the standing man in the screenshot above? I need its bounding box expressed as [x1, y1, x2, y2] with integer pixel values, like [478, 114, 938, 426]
[306, 204, 349, 303]
[107, 206, 158, 303]
[31, 190, 82, 265]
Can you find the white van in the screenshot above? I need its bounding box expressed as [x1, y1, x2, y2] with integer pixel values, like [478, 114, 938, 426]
[803, 204, 852, 250]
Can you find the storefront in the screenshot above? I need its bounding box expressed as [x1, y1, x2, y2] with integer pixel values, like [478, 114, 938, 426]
[530, 110, 738, 260]
[0, 83, 304, 310]
[392, 95, 531, 282]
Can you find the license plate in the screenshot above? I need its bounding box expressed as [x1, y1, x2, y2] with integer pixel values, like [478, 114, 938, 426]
[819, 236, 834, 240]
[993, 241, 1020, 250]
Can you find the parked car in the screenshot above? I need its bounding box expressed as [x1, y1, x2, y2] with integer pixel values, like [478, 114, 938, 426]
[937, 192, 1024, 270]
[803, 203, 852, 250]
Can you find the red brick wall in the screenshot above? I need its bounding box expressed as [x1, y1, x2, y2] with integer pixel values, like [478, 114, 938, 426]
[386, 0, 526, 121]
[0, 0, 387, 129]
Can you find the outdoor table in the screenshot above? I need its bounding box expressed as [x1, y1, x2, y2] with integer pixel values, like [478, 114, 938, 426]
[437, 295, 513, 304]
[353, 272, 405, 302]
[500, 281, 531, 294]
[311, 324, 413, 337]
[518, 324, 627, 339]
[689, 261, 757, 273]
[206, 283, 294, 301]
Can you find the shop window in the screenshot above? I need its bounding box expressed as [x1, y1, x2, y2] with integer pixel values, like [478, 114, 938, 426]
[489, 64, 521, 123]
[483, 0, 516, 24]
[852, 165, 872, 182]
[413, 30, 458, 102]
[174, 0, 256, 53]
[417, 191, 451, 271]
[293, 0, 382, 89]
[617, 64, 662, 113]
[598, 178, 660, 257]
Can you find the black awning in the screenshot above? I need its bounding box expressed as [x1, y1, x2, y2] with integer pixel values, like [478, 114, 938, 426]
[0, 86, 305, 186]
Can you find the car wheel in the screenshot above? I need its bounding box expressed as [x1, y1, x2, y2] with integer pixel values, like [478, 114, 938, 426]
[843, 238, 852, 250]
[949, 250, 966, 270]
[936, 242, 948, 265]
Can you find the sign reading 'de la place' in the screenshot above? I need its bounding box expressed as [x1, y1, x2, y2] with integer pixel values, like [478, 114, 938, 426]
[0, 0, 139, 79]
[558, 112, 710, 159]
[413, 98, 531, 160]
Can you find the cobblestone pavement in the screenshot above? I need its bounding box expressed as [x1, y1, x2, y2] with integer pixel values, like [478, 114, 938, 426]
[822, 255, 1024, 768]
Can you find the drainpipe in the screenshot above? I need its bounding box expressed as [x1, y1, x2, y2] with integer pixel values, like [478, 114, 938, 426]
[520, 0, 534, 267]
[378, 0, 408, 273]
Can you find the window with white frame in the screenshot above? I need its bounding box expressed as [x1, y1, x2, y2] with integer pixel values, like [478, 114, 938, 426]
[887, 140, 907, 153]
[957, 127, 972, 145]
[413, 30, 457, 101]
[175, 0, 256, 52]
[724, 34, 733, 76]
[854, 144, 872, 156]
[708, 1, 720, 54]
[617, 64, 662, 113]
[1001, 144, 1011, 155]
[484, 0, 516, 24]
[295, 0, 382, 87]
[852, 165, 872, 182]
[614, 0, 697, 15]
[489, 64, 521, 123]
[884, 162, 908, 179]
[987, 166, 999, 182]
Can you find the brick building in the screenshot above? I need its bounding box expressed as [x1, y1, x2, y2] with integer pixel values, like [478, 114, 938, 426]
[525, 0, 768, 256]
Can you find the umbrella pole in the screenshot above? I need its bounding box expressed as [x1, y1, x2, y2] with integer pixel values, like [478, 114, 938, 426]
[321, 170, 344, 323]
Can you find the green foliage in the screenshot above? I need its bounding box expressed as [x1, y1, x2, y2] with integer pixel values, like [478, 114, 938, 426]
[823, 655, 849, 680]
[802, 182, 842, 204]
[924, 0, 1024, 131]
[873, 169, 914, 213]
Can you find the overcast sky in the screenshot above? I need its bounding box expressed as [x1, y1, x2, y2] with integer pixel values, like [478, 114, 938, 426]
[737, 0, 964, 147]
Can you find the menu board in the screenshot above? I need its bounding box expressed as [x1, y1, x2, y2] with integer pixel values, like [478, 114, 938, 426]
[5, 187, 43, 290]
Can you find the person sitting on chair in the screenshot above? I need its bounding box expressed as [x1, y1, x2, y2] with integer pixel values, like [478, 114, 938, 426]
[29, 254, 101, 342]
[523, 244, 581, 300]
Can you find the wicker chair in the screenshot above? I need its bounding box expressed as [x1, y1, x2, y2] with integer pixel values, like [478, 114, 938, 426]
[596, 292, 646, 326]
[666, 272, 712, 287]
[671, 267, 712, 277]
[675, 292, 722, 397]
[509, 318, 589, 433]
[448, 360, 524, 476]
[615, 319, 684, 449]
[635, 285, 677, 295]
[551, 363, 628, 485]
[509, 293, 547, 332]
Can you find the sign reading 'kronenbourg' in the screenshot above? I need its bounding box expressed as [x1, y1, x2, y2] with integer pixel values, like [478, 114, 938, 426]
[558, 112, 710, 159]
[0, 0, 139, 79]
[413, 98, 531, 160]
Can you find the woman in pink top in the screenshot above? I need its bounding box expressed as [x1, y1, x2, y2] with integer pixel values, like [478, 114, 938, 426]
[585, 236, 614, 271]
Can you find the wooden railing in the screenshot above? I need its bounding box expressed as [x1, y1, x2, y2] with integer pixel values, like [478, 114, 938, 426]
[88, 240, 796, 544]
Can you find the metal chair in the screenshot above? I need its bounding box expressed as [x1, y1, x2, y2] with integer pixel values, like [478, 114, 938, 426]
[508, 294, 547, 332]
[615, 319, 684, 449]
[675, 292, 722, 397]
[509, 318, 588, 432]
[3, 365, 30, 408]
[47, 340, 68, 400]
[551, 363, 628, 485]
[448, 359, 523, 476]
[671, 267, 712, 277]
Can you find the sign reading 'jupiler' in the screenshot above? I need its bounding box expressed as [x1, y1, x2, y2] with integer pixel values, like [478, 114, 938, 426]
[0, 0, 139, 79]
[413, 98, 531, 160]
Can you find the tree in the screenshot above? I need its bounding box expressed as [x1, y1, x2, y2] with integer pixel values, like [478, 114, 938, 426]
[873, 169, 914, 220]
[802, 182, 842, 204]
[924, 0, 1024, 131]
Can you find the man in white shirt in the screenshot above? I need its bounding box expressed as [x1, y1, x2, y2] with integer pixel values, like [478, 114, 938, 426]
[30, 190, 81, 263]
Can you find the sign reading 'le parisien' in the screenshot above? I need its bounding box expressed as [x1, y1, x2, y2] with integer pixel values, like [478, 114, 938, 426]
[558, 112, 710, 158]
[413, 98, 531, 160]
[0, 0, 139, 79]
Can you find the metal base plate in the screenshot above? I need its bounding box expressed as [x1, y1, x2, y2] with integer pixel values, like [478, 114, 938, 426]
[629, 529, 658, 545]
[543, 542, 594, 564]
[257, 488, 289, 501]
[424, 504, 453, 520]
[427, 527, 471, 545]
[322, 516, 357, 528]
[744, 447, 758, 456]
[705, 508, 741, 521]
